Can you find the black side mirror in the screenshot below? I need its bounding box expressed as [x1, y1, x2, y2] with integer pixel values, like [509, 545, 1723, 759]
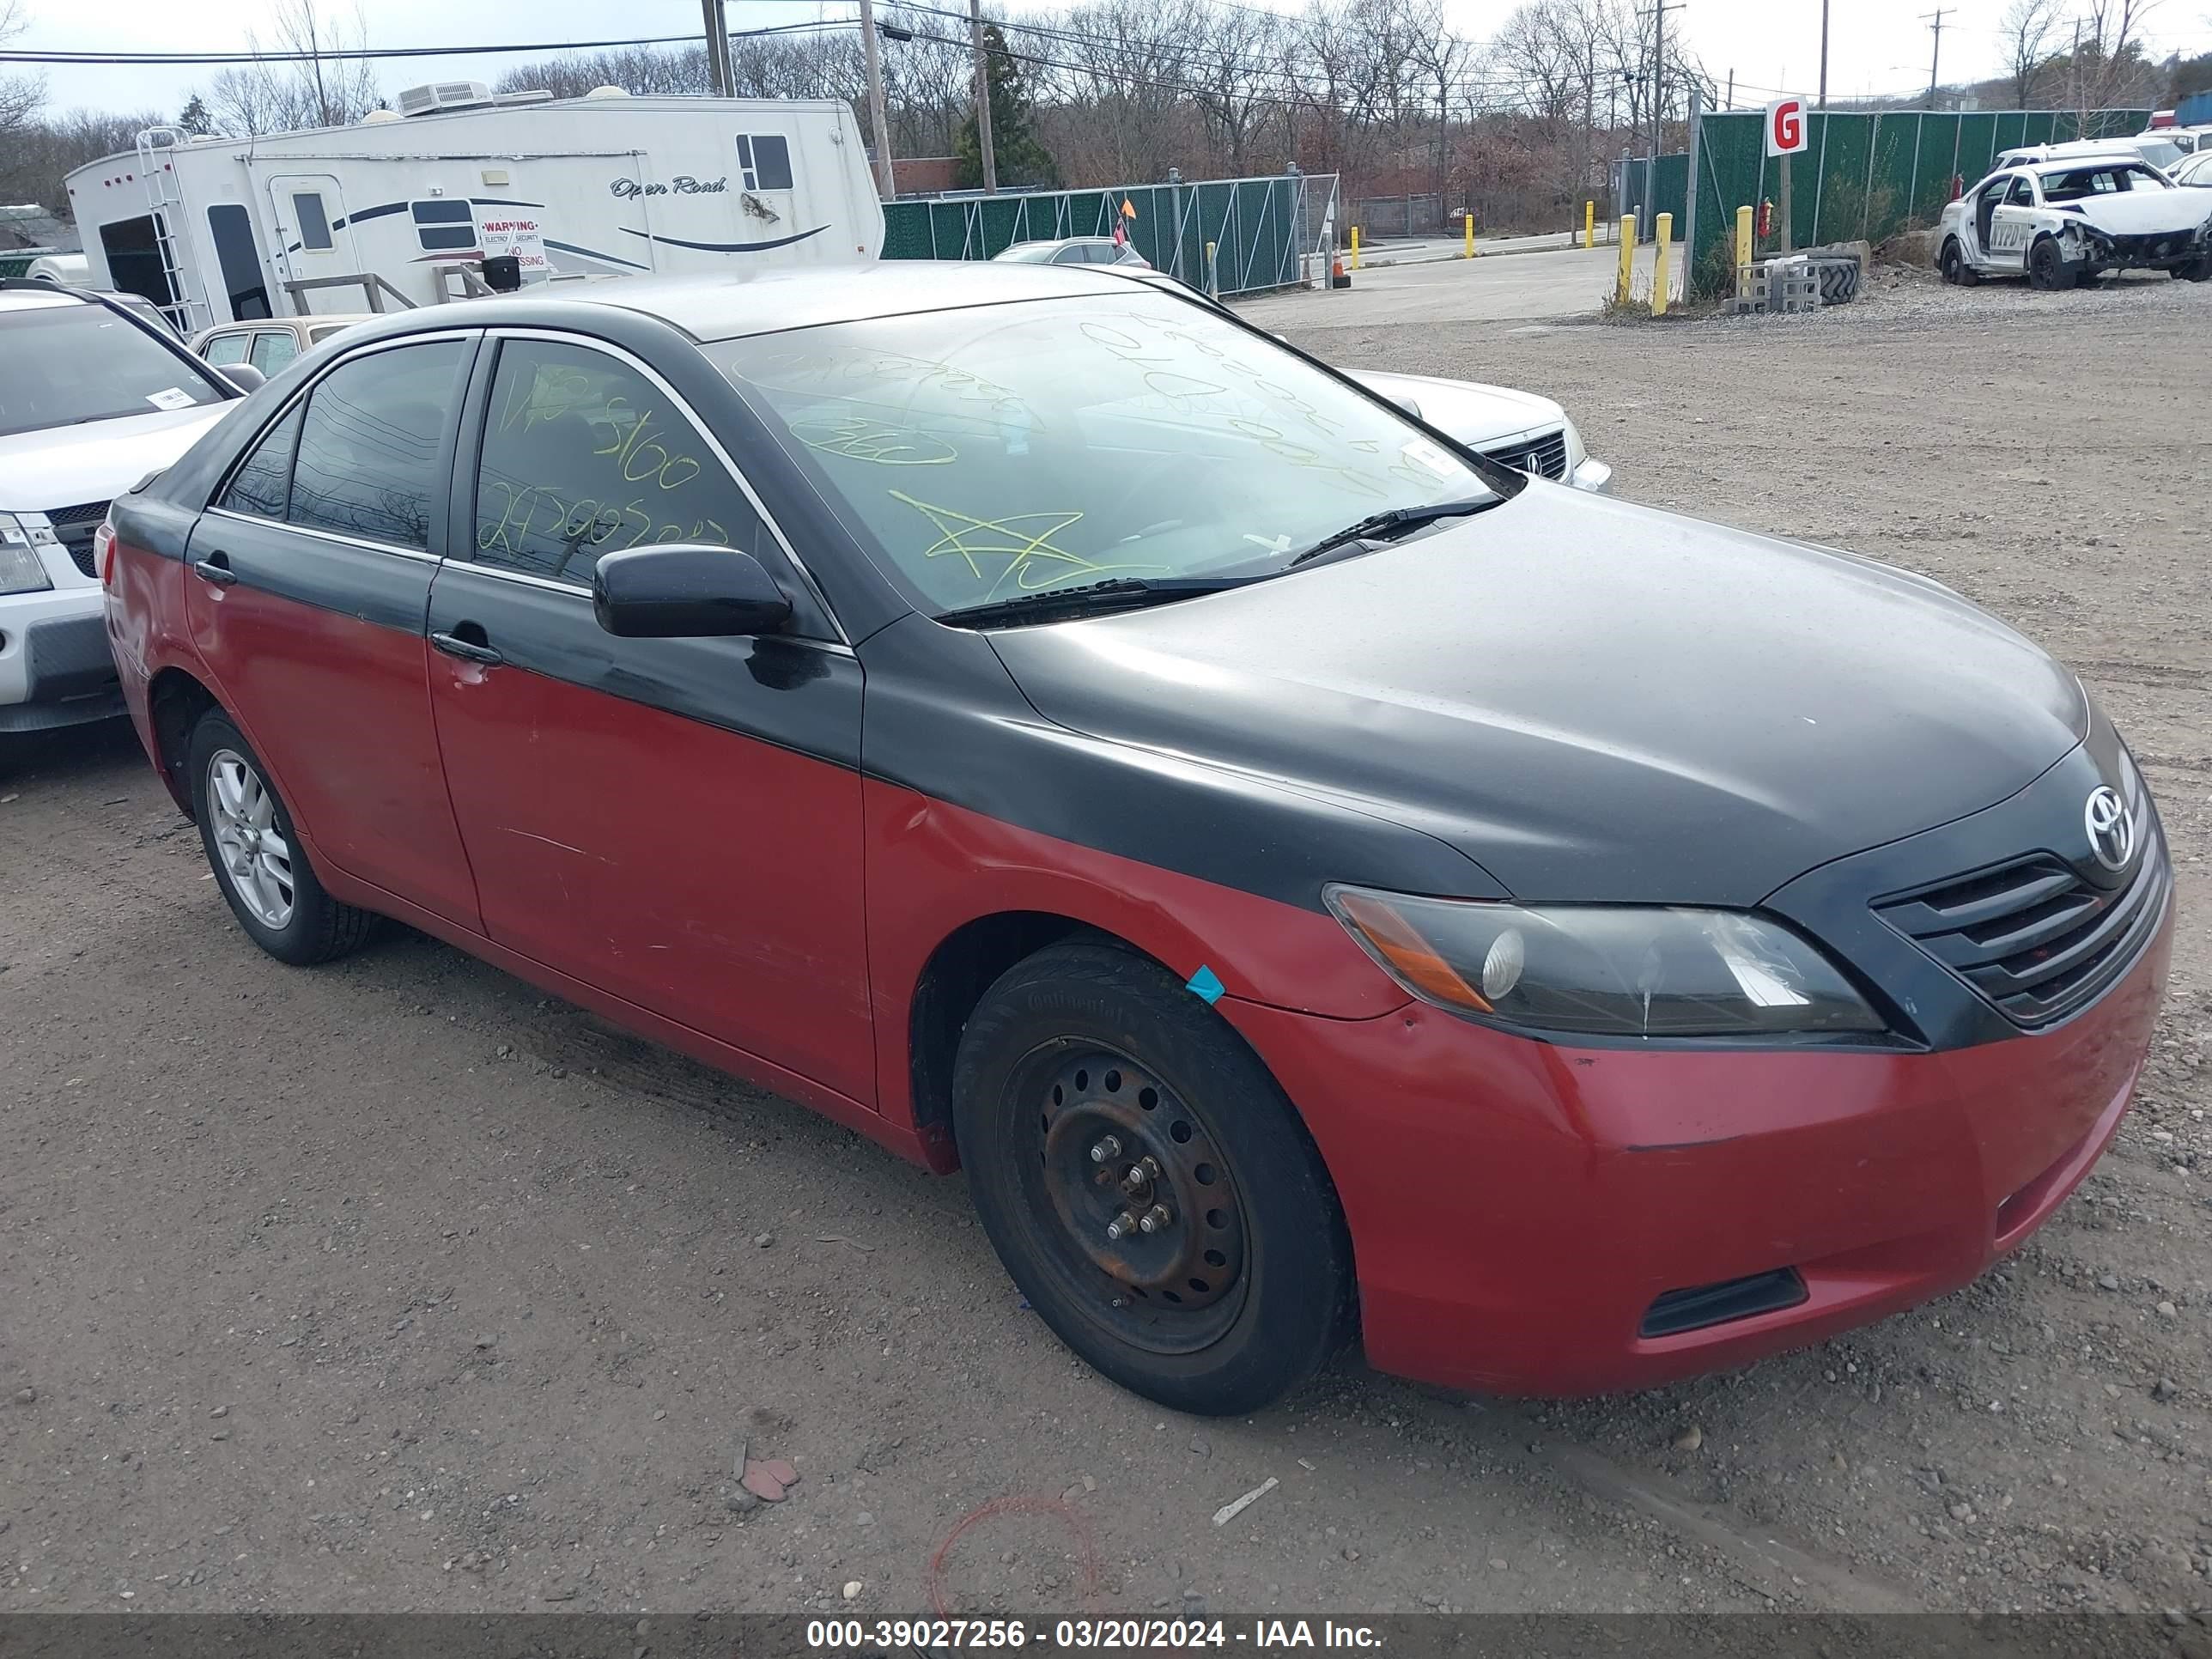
[218, 362, 267, 392]
[592, 544, 793, 639]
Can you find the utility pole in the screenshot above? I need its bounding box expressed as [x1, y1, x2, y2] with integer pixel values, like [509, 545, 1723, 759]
[1725, 68, 1733, 109]
[1922, 9, 1949, 112]
[969, 0, 999, 195]
[858, 0, 896, 198]
[1645, 0, 1682, 240]
[700, 0, 733, 97]
[1817, 0, 1829, 108]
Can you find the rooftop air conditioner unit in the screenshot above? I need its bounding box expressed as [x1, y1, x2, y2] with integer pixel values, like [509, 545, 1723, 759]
[396, 81, 495, 118]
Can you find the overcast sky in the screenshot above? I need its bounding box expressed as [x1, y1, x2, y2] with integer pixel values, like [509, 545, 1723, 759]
[13, 0, 2212, 123]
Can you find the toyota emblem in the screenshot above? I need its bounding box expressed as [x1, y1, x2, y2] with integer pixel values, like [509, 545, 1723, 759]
[2083, 786, 2136, 873]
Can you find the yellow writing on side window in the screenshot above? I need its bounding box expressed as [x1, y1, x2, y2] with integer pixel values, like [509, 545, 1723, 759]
[478, 479, 732, 579]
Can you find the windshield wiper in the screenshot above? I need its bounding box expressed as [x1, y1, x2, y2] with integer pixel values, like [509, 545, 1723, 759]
[938, 574, 1260, 629]
[1285, 496, 1495, 569]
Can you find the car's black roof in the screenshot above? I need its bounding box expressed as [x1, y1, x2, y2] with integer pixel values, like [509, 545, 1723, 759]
[393, 262, 1138, 345]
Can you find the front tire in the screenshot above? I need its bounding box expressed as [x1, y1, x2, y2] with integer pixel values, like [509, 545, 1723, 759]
[2027, 236, 2071, 291]
[2180, 254, 2212, 283]
[1939, 239, 1976, 285]
[952, 941, 1353, 1415]
[187, 711, 378, 965]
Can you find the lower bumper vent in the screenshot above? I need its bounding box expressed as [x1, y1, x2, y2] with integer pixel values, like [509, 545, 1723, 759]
[1639, 1268, 1808, 1339]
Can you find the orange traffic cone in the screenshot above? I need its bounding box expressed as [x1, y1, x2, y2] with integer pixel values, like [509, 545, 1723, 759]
[1330, 254, 1352, 289]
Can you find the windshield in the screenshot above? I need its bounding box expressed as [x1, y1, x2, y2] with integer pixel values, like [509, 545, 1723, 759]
[0, 302, 228, 438]
[2136, 140, 2184, 171]
[714, 293, 1498, 614]
[2040, 161, 2169, 198]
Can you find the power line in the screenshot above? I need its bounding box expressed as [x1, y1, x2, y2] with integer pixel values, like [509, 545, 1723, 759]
[0, 19, 856, 65]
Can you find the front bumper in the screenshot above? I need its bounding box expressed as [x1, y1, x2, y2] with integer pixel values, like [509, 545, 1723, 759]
[2064, 228, 2209, 272]
[1227, 893, 2171, 1397]
[0, 590, 124, 732]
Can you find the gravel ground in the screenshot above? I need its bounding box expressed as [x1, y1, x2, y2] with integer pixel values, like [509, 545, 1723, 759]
[3, 268, 2209, 1626]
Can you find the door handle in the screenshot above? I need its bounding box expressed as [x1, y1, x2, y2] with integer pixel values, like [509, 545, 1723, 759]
[191, 551, 237, 587]
[431, 629, 504, 667]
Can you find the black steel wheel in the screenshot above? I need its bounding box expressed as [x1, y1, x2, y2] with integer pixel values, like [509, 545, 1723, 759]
[1939, 239, 1975, 285]
[953, 940, 1353, 1415]
[2027, 236, 2070, 291]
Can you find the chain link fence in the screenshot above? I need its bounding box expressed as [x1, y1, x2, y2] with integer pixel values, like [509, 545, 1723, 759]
[881, 171, 1339, 295]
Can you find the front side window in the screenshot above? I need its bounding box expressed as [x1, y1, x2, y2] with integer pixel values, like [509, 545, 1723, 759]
[715, 292, 1497, 615]
[220, 404, 304, 520]
[736, 134, 794, 192]
[293, 192, 334, 252]
[412, 198, 477, 252]
[0, 300, 228, 438]
[471, 339, 765, 586]
[249, 331, 301, 375]
[203, 332, 252, 366]
[289, 341, 467, 549]
[2004, 177, 2036, 207]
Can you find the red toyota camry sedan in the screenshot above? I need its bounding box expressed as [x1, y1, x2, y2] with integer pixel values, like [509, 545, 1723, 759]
[100, 265, 2171, 1414]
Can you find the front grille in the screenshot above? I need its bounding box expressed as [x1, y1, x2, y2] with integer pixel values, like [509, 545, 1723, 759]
[1480, 428, 1569, 481]
[46, 501, 108, 579]
[1873, 833, 2169, 1029]
[1640, 1269, 1808, 1339]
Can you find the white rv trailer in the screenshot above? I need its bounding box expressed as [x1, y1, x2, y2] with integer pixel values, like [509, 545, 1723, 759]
[64, 84, 883, 331]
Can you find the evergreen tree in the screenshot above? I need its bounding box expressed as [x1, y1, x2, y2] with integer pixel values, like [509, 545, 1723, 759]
[954, 26, 1061, 190]
[178, 94, 213, 135]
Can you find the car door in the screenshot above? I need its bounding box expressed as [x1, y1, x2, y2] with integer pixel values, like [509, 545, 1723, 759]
[422, 329, 872, 1104]
[184, 332, 483, 929]
[1986, 176, 2039, 270]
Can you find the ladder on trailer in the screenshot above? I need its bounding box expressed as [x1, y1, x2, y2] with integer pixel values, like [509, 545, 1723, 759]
[133, 127, 210, 334]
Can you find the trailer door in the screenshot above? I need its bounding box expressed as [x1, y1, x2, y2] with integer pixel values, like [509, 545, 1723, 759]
[265, 174, 361, 313]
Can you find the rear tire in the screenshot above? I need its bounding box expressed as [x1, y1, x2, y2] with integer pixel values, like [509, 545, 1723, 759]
[187, 710, 379, 966]
[952, 941, 1354, 1416]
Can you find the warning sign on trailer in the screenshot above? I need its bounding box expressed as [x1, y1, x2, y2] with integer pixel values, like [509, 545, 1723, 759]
[477, 210, 549, 274]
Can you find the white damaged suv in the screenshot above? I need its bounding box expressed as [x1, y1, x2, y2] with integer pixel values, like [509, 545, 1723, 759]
[1, 283, 248, 741]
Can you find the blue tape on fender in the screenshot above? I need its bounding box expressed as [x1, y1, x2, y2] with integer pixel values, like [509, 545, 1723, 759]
[1185, 964, 1225, 1005]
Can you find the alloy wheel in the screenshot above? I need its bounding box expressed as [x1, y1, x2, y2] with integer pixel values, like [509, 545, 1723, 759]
[206, 749, 295, 929]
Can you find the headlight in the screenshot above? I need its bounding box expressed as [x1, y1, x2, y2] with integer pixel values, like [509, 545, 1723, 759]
[1325, 885, 1886, 1038]
[0, 513, 57, 596]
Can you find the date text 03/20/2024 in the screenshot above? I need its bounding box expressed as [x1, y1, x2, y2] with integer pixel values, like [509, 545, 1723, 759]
[805, 1620, 1382, 1649]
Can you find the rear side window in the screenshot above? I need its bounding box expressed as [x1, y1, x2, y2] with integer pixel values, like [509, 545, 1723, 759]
[471, 338, 764, 586]
[249, 331, 300, 375]
[289, 341, 467, 549]
[204, 332, 251, 365]
[220, 405, 304, 520]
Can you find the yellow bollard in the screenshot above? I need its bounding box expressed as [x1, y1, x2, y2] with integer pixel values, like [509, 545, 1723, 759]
[1616, 216, 1634, 303]
[1463, 214, 1474, 258]
[1584, 200, 1595, 250]
[1350, 226, 1361, 270]
[1652, 212, 1672, 315]
[1735, 204, 1753, 298]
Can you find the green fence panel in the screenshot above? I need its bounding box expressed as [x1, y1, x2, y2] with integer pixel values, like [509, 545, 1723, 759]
[883, 173, 1322, 295]
[1682, 104, 2151, 274]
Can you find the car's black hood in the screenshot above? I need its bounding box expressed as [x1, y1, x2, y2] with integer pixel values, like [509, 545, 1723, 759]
[985, 484, 2087, 906]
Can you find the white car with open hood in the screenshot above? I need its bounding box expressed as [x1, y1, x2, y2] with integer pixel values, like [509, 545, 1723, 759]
[1938, 152, 2212, 289]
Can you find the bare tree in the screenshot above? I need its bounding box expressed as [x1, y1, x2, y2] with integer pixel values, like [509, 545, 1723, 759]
[2073, 0, 2163, 114]
[1998, 0, 2063, 108]
[206, 0, 382, 137]
[2, 0, 45, 145]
